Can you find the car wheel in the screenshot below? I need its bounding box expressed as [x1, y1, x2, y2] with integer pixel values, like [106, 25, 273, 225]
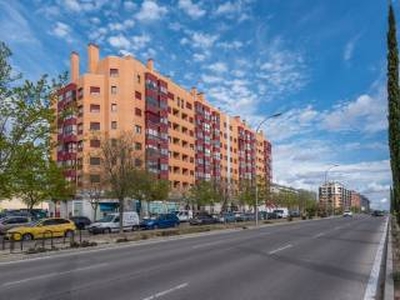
[174, 222, 179, 228]
[65, 230, 74, 238]
[132, 225, 139, 232]
[22, 233, 33, 241]
[153, 225, 158, 230]
[104, 228, 111, 234]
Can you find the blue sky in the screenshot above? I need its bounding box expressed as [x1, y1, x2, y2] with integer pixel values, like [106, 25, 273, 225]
[0, 0, 391, 209]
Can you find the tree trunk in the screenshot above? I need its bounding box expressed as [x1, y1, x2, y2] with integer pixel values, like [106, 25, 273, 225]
[119, 198, 124, 234]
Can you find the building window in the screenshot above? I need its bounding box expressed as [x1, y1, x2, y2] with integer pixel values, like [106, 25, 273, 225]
[110, 68, 119, 77]
[111, 85, 117, 95]
[90, 157, 101, 165]
[186, 102, 192, 110]
[90, 174, 101, 183]
[78, 105, 83, 117]
[90, 86, 100, 95]
[111, 103, 117, 112]
[77, 123, 83, 135]
[135, 91, 142, 100]
[90, 104, 100, 113]
[135, 142, 142, 150]
[135, 108, 142, 116]
[135, 125, 142, 133]
[111, 121, 117, 129]
[90, 139, 101, 148]
[90, 122, 100, 131]
[137, 74, 141, 84]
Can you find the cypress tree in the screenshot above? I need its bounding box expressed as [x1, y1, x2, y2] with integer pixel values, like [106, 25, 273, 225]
[387, 3, 400, 222]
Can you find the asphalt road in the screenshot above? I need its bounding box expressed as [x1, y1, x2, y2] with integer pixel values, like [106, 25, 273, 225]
[0, 215, 386, 300]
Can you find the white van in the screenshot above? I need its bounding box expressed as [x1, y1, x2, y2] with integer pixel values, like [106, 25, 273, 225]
[88, 211, 140, 234]
[176, 210, 193, 222]
[273, 208, 289, 218]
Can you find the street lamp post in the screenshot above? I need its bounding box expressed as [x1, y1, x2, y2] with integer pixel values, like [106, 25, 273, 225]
[254, 113, 283, 227]
[324, 164, 339, 216]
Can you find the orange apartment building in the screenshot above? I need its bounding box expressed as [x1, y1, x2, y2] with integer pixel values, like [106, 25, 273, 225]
[54, 44, 272, 201]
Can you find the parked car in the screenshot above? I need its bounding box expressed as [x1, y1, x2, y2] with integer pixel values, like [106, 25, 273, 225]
[70, 216, 92, 230]
[343, 210, 353, 217]
[372, 210, 385, 217]
[190, 214, 219, 225]
[176, 210, 193, 222]
[140, 213, 180, 230]
[235, 213, 256, 222]
[273, 208, 289, 218]
[0, 216, 31, 235]
[266, 212, 279, 219]
[289, 210, 301, 218]
[87, 211, 140, 234]
[6, 218, 76, 241]
[219, 212, 236, 223]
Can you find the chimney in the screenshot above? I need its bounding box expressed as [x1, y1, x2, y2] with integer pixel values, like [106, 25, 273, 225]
[147, 58, 154, 71]
[190, 87, 197, 97]
[88, 43, 99, 73]
[70, 51, 79, 82]
[197, 92, 204, 102]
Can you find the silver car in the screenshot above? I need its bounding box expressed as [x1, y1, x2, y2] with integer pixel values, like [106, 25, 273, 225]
[0, 216, 31, 235]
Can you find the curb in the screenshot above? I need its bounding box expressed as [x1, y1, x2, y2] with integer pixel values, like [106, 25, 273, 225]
[384, 219, 394, 300]
[364, 216, 390, 300]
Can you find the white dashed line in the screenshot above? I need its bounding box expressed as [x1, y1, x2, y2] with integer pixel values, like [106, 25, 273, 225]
[313, 233, 325, 239]
[2, 263, 109, 287]
[268, 244, 293, 255]
[142, 282, 189, 300]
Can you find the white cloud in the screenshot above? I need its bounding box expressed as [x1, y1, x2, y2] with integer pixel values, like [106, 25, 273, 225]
[123, 1, 137, 11]
[343, 35, 360, 62]
[254, 38, 308, 102]
[322, 92, 387, 133]
[193, 53, 207, 62]
[215, 1, 239, 15]
[201, 74, 224, 84]
[51, 22, 72, 41]
[214, 1, 252, 22]
[131, 34, 151, 51]
[191, 32, 219, 48]
[178, 0, 206, 19]
[108, 19, 135, 31]
[207, 62, 228, 73]
[108, 34, 131, 49]
[135, 0, 168, 22]
[64, 0, 81, 12]
[218, 40, 243, 50]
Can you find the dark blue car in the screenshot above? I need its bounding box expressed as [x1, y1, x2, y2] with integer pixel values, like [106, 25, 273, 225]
[140, 214, 180, 230]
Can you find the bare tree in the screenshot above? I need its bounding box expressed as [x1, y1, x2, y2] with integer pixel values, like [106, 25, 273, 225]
[100, 132, 143, 233]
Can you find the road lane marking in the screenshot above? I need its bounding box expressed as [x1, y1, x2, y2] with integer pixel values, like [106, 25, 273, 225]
[363, 217, 389, 300]
[268, 244, 293, 255]
[334, 226, 342, 230]
[192, 241, 223, 249]
[313, 233, 325, 239]
[2, 263, 109, 287]
[142, 282, 189, 300]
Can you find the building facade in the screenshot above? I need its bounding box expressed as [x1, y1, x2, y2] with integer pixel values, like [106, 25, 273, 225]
[318, 182, 351, 211]
[54, 44, 272, 202]
[350, 190, 361, 210]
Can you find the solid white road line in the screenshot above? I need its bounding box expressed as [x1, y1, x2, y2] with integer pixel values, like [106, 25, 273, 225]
[363, 217, 389, 300]
[142, 282, 189, 300]
[1, 263, 109, 287]
[268, 244, 293, 255]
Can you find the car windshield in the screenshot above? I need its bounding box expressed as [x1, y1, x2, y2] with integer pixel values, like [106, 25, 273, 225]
[96, 215, 115, 222]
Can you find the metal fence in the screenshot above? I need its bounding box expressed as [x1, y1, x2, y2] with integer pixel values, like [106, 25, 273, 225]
[1, 230, 81, 254]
